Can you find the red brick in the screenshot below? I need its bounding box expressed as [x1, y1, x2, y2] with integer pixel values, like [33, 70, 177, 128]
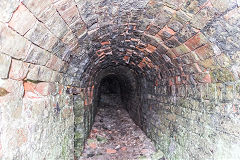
[202, 72, 211, 83]
[123, 55, 130, 63]
[157, 26, 176, 40]
[138, 61, 146, 69]
[101, 41, 111, 46]
[146, 44, 157, 53]
[23, 81, 36, 93]
[185, 33, 207, 50]
[106, 149, 117, 154]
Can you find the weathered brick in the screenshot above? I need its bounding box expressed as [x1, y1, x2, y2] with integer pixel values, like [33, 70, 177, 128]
[190, 2, 216, 29]
[171, 44, 191, 56]
[24, 21, 58, 52]
[0, 22, 31, 60]
[25, 44, 51, 66]
[27, 65, 53, 82]
[62, 30, 78, 49]
[194, 43, 214, 60]
[45, 12, 69, 39]
[55, 1, 79, 25]
[185, 33, 207, 51]
[69, 19, 87, 38]
[35, 82, 56, 96]
[46, 55, 65, 72]
[8, 3, 37, 35]
[0, 0, 20, 22]
[9, 59, 30, 80]
[211, 0, 234, 12]
[0, 53, 11, 78]
[22, 0, 52, 19]
[157, 26, 175, 41]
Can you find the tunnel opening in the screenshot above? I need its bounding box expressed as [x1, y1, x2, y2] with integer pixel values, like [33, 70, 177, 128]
[79, 67, 162, 159]
[98, 74, 125, 107]
[97, 73, 135, 111]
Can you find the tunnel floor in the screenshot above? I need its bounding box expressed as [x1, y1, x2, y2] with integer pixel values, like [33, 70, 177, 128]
[79, 105, 165, 160]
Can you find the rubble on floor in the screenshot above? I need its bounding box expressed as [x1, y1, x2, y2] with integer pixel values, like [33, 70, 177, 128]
[79, 105, 165, 160]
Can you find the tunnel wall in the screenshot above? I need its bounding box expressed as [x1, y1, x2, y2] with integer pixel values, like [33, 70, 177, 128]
[0, 0, 78, 159]
[0, 0, 240, 159]
[141, 79, 240, 159]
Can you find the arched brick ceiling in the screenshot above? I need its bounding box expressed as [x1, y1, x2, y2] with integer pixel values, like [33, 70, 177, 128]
[57, 0, 239, 89]
[1, 0, 238, 90]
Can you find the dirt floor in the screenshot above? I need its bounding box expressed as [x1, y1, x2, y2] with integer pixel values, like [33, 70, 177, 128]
[79, 105, 165, 160]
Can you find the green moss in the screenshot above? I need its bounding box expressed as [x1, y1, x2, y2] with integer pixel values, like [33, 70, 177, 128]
[24, 79, 43, 84]
[210, 68, 234, 83]
[62, 136, 69, 160]
[96, 136, 108, 143]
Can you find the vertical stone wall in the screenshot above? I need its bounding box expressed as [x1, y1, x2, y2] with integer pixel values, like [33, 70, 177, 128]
[141, 79, 240, 159]
[0, 0, 83, 159]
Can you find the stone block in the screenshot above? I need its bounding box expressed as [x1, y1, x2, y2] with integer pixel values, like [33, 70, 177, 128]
[153, 6, 173, 29]
[27, 65, 53, 82]
[9, 59, 30, 80]
[70, 19, 87, 38]
[194, 43, 214, 60]
[35, 82, 56, 96]
[210, 68, 235, 83]
[0, 0, 20, 22]
[175, 24, 198, 43]
[164, 37, 181, 48]
[0, 53, 11, 78]
[8, 4, 37, 35]
[211, 0, 235, 13]
[53, 0, 76, 13]
[23, 0, 52, 19]
[62, 30, 78, 49]
[0, 22, 31, 60]
[25, 44, 51, 66]
[58, 4, 80, 25]
[45, 12, 68, 39]
[46, 55, 64, 72]
[163, 0, 185, 10]
[0, 79, 24, 104]
[24, 21, 58, 52]
[171, 44, 191, 56]
[168, 20, 183, 32]
[190, 3, 216, 30]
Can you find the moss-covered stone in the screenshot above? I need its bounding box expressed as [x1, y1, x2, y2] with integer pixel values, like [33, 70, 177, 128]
[210, 68, 235, 83]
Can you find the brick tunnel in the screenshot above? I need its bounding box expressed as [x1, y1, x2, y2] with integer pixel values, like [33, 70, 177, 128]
[0, 0, 240, 159]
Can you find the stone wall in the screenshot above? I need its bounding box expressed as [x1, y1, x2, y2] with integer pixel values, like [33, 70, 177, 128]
[0, 0, 240, 159]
